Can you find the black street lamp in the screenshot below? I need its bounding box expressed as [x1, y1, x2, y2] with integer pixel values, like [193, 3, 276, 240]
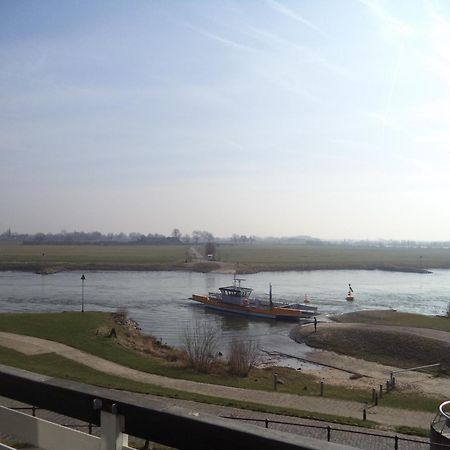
[81, 274, 86, 312]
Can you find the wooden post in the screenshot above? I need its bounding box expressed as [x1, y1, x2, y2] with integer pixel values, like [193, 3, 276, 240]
[374, 393, 378, 406]
[320, 381, 324, 397]
[363, 409, 366, 421]
[386, 380, 390, 393]
[372, 388, 376, 403]
[379, 384, 383, 399]
[273, 373, 278, 391]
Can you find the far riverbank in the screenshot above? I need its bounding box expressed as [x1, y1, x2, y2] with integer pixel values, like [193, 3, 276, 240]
[1, 242, 449, 274]
[0, 261, 434, 275]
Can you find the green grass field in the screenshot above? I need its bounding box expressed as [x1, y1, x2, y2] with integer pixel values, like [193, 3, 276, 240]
[2, 242, 450, 273]
[0, 242, 188, 272]
[216, 244, 450, 272]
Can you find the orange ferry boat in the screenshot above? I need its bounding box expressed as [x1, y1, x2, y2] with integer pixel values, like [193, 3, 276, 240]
[191, 278, 305, 321]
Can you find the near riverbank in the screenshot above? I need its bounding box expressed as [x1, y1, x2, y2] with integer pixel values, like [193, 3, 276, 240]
[290, 310, 450, 400]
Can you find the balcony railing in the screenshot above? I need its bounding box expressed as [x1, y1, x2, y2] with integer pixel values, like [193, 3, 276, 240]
[0, 364, 356, 450]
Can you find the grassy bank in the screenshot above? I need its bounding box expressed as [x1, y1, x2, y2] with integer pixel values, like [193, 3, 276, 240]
[332, 310, 450, 331]
[293, 310, 450, 374]
[0, 312, 368, 396]
[0, 312, 441, 415]
[2, 242, 450, 273]
[0, 346, 376, 430]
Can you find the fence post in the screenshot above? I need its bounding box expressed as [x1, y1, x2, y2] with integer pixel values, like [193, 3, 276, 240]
[31, 406, 36, 417]
[392, 376, 396, 389]
[327, 426, 331, 442]
[273, 373, 278, 391]
[265, 418, 269, 429]
[88, 423, 92, 435]
[372, 388, 376, 403]
[394, 435, 398, 450]
[320, 381, 324, 397]
[363, 409, 366, 421]
[374, 393, 378, 406]
[379, 384, 383, 399]
[386, 380, 390, 393]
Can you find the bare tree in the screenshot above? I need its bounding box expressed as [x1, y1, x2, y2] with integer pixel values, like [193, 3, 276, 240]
[227, 338, 260, 377]
[183, 321, 218, 373]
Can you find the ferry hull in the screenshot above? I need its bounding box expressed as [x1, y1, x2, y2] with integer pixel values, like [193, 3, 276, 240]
[191, 294, 302, 321]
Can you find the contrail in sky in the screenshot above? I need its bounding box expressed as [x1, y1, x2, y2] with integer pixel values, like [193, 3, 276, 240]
[186, 24, 255, 52]
[265, 0, 325, 37]
[383, 43, 404, 134]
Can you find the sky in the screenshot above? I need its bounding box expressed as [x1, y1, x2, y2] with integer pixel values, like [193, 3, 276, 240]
[1, 0, 450, 240]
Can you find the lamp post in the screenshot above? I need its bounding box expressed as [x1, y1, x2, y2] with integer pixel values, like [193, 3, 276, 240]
[81, 274, 86, 312]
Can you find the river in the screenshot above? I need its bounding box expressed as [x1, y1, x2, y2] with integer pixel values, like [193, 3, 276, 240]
[1, 269, 449, 364]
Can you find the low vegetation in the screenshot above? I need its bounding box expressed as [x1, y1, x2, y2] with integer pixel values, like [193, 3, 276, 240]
[0, 243, 187, 273]
[0, 311, 442, 416]
[333, 310, 450, 332]
[217, 244, 450, 272]
[3, 242, 450, 273]
[303, 327, 450, 371]
[291, 311, 450, 380]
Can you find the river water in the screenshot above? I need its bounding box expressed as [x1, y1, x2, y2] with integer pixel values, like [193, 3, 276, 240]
[1, 269, 449, 363]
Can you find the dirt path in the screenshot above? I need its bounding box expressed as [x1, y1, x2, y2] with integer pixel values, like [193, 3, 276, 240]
[0, 332, 437, 430]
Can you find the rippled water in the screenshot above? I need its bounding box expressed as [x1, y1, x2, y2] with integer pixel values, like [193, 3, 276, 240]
[1, 270, 449, 351]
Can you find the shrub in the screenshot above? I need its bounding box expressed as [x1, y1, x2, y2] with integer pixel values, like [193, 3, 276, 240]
[183, 321, 218, 373]
[227, 338, 260, 377]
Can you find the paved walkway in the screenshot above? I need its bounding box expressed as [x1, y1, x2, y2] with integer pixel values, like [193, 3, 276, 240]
[0, 332, 436, 430]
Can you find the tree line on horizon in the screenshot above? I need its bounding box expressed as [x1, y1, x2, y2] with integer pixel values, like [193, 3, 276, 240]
[1, 228, 450, 249]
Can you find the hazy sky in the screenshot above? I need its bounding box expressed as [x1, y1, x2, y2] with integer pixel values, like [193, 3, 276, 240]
[2, 0, 450, 240]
